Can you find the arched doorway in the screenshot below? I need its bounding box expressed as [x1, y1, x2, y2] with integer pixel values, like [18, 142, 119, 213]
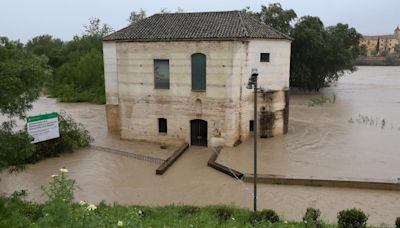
[190, 119, 207, 146]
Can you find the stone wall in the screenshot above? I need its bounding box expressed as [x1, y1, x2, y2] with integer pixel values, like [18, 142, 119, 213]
[103, 39, 291, 147]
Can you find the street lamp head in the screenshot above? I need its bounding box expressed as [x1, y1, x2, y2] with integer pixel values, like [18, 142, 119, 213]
[247, 68, 259, 90]
[251, 68, 259, 77]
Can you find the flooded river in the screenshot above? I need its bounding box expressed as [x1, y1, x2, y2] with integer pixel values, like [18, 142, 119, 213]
[1, 66, 400, 225]
[220, 66, 400, 180]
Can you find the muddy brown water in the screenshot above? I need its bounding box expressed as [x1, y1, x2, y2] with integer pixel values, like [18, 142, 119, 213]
[219, 66, 400, 181]
[1, 66, 400, 225]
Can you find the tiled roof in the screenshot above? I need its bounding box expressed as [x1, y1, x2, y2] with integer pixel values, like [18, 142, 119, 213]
[104, 11, 291, 41]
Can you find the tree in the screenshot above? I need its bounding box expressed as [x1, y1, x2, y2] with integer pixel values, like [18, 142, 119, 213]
[375, 38, 380, 55]
[394, 44, 400, 57]
[25, 35, 65, 68]
[0, 37, 49, 172]
[45, 18, 112, 104]
[127, 9, 147, 24]
[0, 37, 50, 118]
[159, 8, 171, 14]
[83, 17, 113, 38]
[290, 17, 362, 91]
[246, 4, 362, 91]
[247, 3, 297, 35]
[360, 44, 368, 56]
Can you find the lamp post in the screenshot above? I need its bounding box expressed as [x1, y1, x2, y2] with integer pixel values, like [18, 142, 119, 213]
[247, 68, 259, 212]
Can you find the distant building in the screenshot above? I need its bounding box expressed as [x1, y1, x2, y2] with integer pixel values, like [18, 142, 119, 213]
[360, 26, 400, 56]
[102, 11, 292, 147]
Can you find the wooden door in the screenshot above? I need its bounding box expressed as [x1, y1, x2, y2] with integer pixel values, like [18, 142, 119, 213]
[190, 119, 207, 146]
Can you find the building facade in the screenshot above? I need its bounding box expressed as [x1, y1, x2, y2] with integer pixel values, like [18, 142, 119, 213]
[360, 26, 400, 56]
[103, 11, 292, 147]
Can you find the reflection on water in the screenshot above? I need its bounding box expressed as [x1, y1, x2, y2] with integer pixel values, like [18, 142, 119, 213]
[1, 66, 400, 225]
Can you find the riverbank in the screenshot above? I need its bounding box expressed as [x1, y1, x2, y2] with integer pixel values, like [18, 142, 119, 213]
[356, 56, 400, 66]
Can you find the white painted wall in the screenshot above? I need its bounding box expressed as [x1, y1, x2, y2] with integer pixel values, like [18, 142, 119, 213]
[247, 39, 291, 91]
[103, 41, 119, 105]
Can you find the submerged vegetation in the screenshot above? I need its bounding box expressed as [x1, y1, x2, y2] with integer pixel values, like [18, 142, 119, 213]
[347, 114, 400, 131]
[308, 94, 336, 106]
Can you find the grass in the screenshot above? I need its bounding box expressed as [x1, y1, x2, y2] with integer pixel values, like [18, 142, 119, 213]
[0, 195, 329, 228]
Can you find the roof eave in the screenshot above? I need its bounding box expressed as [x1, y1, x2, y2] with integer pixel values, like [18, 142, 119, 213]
[103, 37, 292, 42]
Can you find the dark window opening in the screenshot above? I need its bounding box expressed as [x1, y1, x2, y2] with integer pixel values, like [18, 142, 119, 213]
[158, 118, 167, 133]
[154, 60, 170, 89]
[249, 120, 254, 132]
[260, 53, 270, 62]
[191, 53, 206, 91]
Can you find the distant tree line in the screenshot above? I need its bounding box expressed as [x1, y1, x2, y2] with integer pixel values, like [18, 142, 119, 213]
[25, 18, 113, 104]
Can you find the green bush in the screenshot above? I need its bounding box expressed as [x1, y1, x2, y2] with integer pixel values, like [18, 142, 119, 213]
[250, 209, 280, 224]
[396, 217, 400, 228]
[28, 112, 93, 163]
[0, 121, 35, 172]
[303, 207, 323, 228]
[337, 208, 368, 228]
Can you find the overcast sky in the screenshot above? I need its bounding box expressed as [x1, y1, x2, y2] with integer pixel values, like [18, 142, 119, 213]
[1, 0, 399, 43]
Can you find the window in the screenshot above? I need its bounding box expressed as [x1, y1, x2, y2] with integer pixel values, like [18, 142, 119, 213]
[249, 120, 254, 132]
[154, 60, 170, 89]
[158, 118, 167, 133]
[191, 53, 206, 91]
[260, 53, 270, 62]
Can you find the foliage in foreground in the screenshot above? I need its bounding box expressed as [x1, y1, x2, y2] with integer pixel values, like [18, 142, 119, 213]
[4, 169, 398, 228]
[0, 169, 314, 228]
[337, 208, 368, 228]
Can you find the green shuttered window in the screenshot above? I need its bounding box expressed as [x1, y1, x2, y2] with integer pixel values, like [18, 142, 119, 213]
[191, 53, 206, 91]
[154, 59, 170, 89]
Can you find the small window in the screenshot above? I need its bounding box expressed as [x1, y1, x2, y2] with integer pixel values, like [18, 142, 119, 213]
[158, 118, 167, 133]
[154, 60, 170, 89]
[249, 120, 254, 132]
[260, 53, 270, 62]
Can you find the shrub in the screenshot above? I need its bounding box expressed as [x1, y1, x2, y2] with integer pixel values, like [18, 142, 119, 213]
[337, 208, 368, 228]
[28, 112, 93, 163]
[250, 209, 280, 224]
[396, 217, 400, 228]
[0, 121, 35, 172]
[41, 168, 76, 203]
[303, 207, 323, 228]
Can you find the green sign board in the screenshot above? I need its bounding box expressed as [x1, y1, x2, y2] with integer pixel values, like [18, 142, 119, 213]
[27, 112, 60, 143]
[27, 112, 58, 123]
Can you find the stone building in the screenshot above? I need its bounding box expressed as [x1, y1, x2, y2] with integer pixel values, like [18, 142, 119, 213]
[360, 26, 400, 56]
[102, 11, 292, 147]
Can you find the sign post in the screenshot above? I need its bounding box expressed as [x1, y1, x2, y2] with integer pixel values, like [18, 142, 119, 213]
[27, 112, 60, 143]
